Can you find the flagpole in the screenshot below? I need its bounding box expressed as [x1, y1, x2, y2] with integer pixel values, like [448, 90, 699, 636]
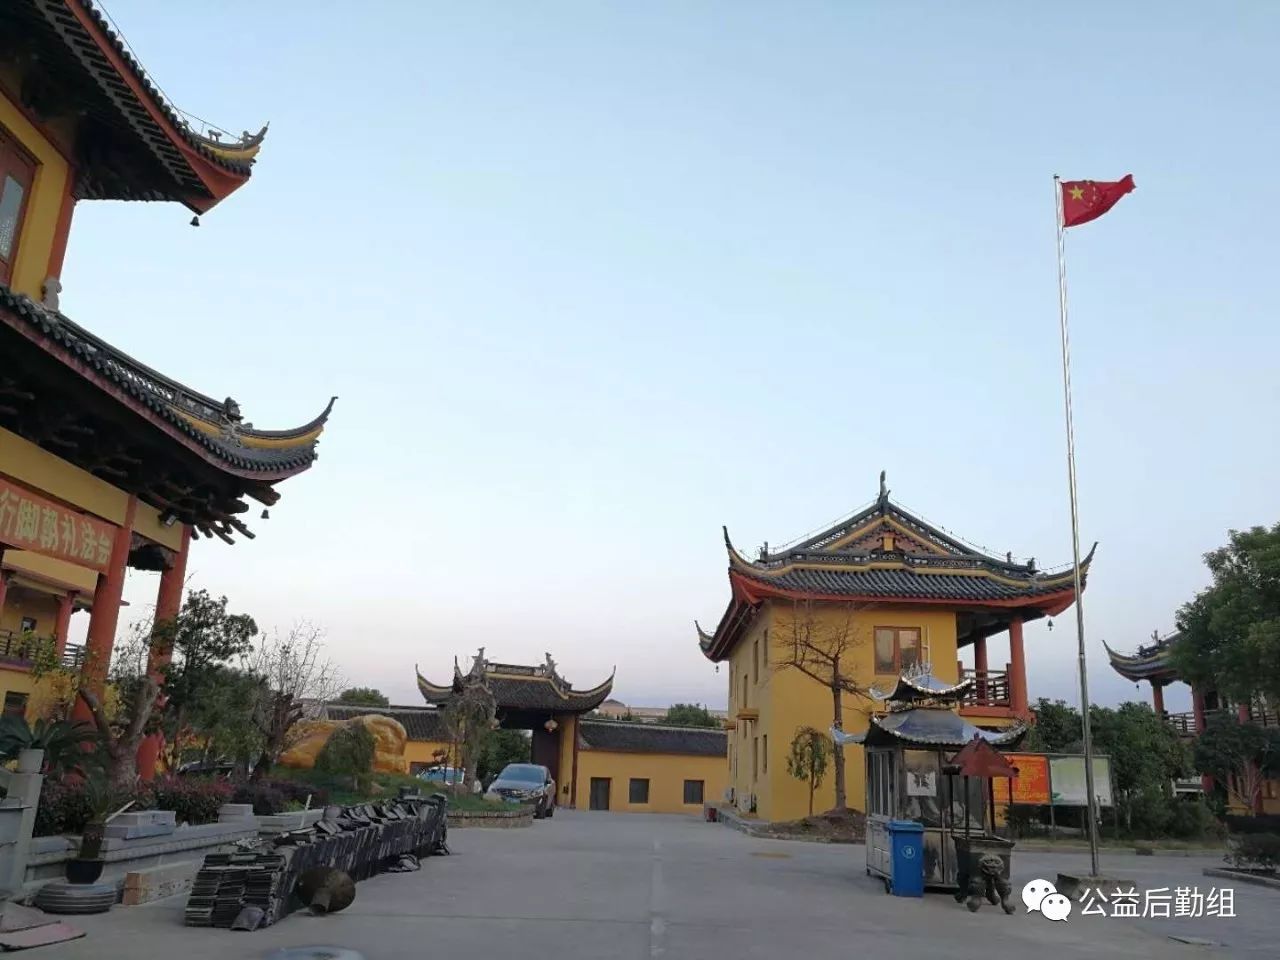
[1053, 175, 1101, 877]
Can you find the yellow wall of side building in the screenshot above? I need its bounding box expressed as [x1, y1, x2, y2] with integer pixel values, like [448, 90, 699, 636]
[574, 749, 726, 814]
[728, 602, 962, 823]
[403, 739, 452, 771]
[0, 90, 70, 299]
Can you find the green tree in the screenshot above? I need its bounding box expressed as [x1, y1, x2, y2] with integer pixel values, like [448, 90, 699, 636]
[1089, 702, 1188, 834]
[336, 687, 390, 708]
[73, 590, 257, 790]
[657, 703, 720, 728]
[315, 722, 376, 792]
[1022, 698, 1084, 753]
[477, 729, 531, 782]
[1172, 523, 1280, 707]
[1193, 715, 1280, 813]
[441, 679, 497, 792]
[786, 726, 830, 817]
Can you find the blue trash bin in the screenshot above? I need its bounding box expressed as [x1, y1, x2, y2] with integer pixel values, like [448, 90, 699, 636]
[887, 819, 925, 897]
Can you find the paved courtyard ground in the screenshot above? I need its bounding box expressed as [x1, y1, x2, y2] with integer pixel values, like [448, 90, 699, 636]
[53, 811, 1273, 959]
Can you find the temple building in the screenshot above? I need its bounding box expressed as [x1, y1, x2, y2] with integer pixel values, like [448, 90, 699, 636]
[1106, 632, 1279, 813]
[0, 1, 330, 768]
[417, 652, 727, 813]
[696, 475, 1089, 822]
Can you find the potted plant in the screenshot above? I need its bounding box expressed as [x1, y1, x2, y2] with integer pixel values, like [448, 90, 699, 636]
[0, 716, 99, 776]
[66, 771, 133, 884]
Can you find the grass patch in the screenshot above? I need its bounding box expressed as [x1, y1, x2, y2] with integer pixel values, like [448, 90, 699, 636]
[270, 767, 509, 811]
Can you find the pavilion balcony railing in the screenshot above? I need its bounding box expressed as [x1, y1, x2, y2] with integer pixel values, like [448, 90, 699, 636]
[61, 643, 86, 670]
[0, 630, 86, 670]
[0, 629, 38, 664]
[959, 668, 1011, 708]
[1247, 702, 1279, 728]
[1164, 712, 1198, 737]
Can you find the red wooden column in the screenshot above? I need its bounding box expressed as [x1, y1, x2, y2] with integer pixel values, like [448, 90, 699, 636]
[72, 496, 136, 725]
[1192, 687, 1212, 793]
[53, 592, 76, 660]
[972, 634, 988, 703]
[0, 547, 9, 615]
[1151, 681, 1165, 717]
[1008, 617, 1028, 717]
[138, 524, 191, 781]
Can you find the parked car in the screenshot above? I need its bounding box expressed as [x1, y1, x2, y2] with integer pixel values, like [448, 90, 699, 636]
[484, 763, 556, 818]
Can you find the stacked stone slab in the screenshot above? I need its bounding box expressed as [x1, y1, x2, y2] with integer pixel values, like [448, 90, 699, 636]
[184, 793, 448, 929]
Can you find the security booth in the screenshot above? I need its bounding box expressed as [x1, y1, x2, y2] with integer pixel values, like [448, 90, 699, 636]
[835, 670, 1025, 895]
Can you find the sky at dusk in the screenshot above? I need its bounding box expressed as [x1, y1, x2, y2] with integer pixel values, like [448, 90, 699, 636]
[60, 2, 1279, 714]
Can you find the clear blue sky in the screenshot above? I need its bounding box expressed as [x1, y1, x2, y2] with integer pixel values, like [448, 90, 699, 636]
[65, 2, 1279, 712]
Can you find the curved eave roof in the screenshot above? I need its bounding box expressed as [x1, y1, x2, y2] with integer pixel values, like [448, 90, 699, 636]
[415, 665, 616, 714]
[699, 494, 1092, 662]
[870, 672, 974, 703]
[1103, 636, 1179, 683]
[726, 535, 1093, 608]
[836, 708, 1027, 749]
[24, 0, 263, 210]
[0, 288, 331, 480]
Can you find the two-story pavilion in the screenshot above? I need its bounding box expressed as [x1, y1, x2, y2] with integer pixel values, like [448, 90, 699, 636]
[696, 475, 1090, 822]
[0, 1, 330, 772]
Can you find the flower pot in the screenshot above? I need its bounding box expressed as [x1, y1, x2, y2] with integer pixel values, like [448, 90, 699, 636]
[65, 858, 105, 884]
[16, 749, 43, 774]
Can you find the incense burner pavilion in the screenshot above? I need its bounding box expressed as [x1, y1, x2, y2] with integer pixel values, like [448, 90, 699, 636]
[0, 0, 330, 773]
[697, 476, 1089, 822]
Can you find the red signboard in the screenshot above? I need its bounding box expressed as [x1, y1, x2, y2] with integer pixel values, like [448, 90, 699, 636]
[0, 477, 116, 573]
[1003, 752, 1051, 805]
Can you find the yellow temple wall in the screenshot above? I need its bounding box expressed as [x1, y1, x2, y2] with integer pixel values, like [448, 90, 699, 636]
[0, 590, 59, 637]
[0, 88, 71, 299]
[574, 749, 726, 814]
[2, 552, 97, 595]
[730, 602, 961, 822]
[0, 427, 128, 524]
[404, 737, 452, 773]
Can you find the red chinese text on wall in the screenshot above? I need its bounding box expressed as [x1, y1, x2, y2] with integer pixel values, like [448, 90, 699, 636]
[0, 477, 117, 573]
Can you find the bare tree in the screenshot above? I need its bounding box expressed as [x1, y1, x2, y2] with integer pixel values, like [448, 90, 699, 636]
[441, 679, 497, 792]
[244, 622, 343, 780]
[774, 599, 872, 811]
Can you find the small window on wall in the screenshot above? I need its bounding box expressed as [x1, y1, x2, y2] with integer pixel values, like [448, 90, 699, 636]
[762, 628, 769, 666]
[683, 779, 704, 804]
[3, 692, 28, 719]
[762, 734, 768, 773]
[19, 617, 36, 634]
[874, 627, 922, 674]
[753, 638, 759, 676]
[629, 778, 650, 804]
[0, 128, 35, 285]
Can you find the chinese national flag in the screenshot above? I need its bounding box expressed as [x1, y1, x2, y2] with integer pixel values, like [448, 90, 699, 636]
[1060, 175, 1135, 227]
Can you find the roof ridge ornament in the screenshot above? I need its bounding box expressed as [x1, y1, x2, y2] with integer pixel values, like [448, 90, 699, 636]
[878, 470, 890, 513]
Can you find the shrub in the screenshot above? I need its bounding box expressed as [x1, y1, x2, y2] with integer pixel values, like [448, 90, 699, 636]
[150, 776, 234, 825]
[1227, 833, 1280, 872]
[232, 782, 287, 815]
[34, 777, 155, 836]
[314, 724, 375, 790]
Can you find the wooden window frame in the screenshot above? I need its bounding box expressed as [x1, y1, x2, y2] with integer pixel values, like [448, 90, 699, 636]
[628, 777, 650, 804]
[874, 626, 922, 674]
[683, 779, 704, 805]
[0, 126, 37, 286]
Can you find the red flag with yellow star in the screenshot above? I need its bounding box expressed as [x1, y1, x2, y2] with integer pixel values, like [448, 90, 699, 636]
[1060, 175, 1135, 227]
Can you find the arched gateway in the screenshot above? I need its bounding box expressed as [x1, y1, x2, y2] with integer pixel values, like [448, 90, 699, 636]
[416, 651, 614, 807]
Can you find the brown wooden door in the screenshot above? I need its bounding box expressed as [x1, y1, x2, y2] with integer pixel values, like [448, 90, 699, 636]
[589, 777, 611, 811]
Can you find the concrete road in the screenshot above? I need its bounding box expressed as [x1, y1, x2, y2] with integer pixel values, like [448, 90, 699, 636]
[55, 811, 1270, 959]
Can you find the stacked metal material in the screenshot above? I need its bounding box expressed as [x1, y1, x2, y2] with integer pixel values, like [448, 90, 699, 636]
[184, 792, 448, 929]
